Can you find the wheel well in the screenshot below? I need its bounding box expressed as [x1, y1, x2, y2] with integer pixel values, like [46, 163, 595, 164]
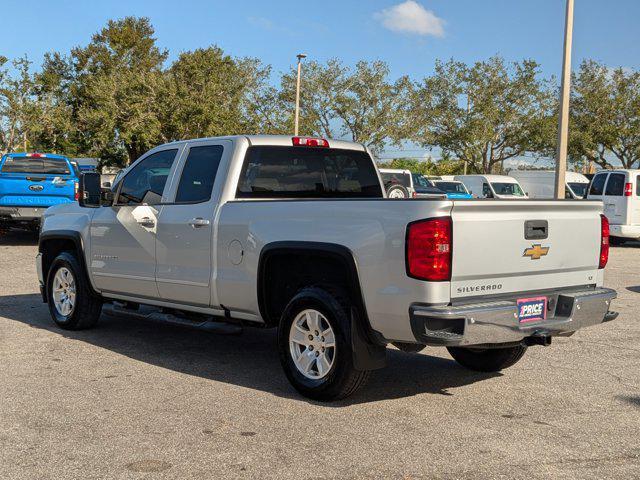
[39, 234, 84, 284]
[257, 243, 370, 329]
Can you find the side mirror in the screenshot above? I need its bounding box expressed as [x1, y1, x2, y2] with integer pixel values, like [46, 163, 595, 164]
[78, 172, 102, 208]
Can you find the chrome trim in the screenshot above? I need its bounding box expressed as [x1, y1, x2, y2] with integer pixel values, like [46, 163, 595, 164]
[410, 287, 617, 346]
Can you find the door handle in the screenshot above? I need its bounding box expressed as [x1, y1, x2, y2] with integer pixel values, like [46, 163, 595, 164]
[189, 217, 210, 228]
[136, 217, 155, 228]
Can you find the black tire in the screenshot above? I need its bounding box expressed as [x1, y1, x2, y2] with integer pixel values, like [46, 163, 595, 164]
[386, 184, 409, 199]
[392, 341, 426, 353]
[277, 286, 370, 401]
[447, 345, 527, 372]
[46, 251, 102, 330]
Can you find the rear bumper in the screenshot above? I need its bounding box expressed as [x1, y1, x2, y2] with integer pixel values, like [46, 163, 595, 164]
[0, 206, 46, 221]
[610, 224, 640, 239]
[410, 287, 617, 347]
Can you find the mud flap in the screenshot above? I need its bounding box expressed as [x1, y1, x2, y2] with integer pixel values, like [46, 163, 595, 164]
[350, 308, 386, 371]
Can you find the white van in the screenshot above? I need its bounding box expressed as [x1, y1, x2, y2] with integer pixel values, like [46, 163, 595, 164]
[509, 170, 590, 199]
[454, 174, 528, 199]
[586, 169, 640, 241]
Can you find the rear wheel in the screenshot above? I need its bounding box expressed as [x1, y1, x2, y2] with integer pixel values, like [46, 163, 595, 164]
[447, 345, 527, 372]
[47, 251, 102, 330]
[278, 287, 370, 401]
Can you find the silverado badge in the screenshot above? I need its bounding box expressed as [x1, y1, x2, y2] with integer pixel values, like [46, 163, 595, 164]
[523, 244, 549, 260]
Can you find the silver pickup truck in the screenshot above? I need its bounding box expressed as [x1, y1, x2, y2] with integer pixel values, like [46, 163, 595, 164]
[37, 135, 617, 400]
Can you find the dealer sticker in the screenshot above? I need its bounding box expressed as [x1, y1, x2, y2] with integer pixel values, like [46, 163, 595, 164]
[517, 296, 547, 323]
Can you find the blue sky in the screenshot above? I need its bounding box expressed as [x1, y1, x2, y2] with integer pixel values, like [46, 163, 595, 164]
[3, 0, 639, 162]
[4, 0, 639, 79]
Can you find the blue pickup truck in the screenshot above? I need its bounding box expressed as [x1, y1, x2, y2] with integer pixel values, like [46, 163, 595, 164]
[0, 153, 79, 229]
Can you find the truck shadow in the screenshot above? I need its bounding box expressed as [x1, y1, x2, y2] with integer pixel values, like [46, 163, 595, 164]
[0, 293, 499, 406]
[0, 229, 39, 246]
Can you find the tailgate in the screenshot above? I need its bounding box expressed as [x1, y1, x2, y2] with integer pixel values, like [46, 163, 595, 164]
[0, 174, 76, 207]
[450, 200, 603, 299]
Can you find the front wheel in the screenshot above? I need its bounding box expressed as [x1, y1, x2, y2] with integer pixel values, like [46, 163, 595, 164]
[277, 287, 370, 401]
[47, 251, 103, 330]
[447, 345, 527, 372]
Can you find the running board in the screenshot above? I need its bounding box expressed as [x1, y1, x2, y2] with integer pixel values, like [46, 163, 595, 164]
[102, 302, 243, 335]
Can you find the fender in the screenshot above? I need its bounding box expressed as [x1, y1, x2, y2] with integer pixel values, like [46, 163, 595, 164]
[39, 229, 99, 299]
[258, 241, 387, 371]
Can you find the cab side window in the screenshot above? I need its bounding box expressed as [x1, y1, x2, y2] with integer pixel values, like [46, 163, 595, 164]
[174, 145, 224, 204]
[604, 173, 625, 196]
[588, 173, 607, 196]
[117, 149, 178, 205]
[482, 182, 493, 198]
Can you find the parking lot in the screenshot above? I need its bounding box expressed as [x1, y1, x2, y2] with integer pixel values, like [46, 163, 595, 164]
[0, 230, 638, 479]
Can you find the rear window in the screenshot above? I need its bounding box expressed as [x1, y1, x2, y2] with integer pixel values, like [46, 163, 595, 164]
[237, 146, 383, 198]
[1, 156, 70, 174]
[435, 181, 467, 194]
[490, 182, 525, 196]
[380, 172, 410, 189]
[589, 173, 607, 196]
[605, 173, 625, 196]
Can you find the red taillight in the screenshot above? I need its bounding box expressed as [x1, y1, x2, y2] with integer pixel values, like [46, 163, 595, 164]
[292, 136, 329, 148]
[406, 217, 452, 281]
[74, 181, 79, 201]
[599, 214, 609, 269]
[624, 182, 633, 196]
[412, 191, 417, 198]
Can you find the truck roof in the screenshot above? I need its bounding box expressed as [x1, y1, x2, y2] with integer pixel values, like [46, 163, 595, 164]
[160, 135, 366, 152]
[455, 174, 519, 183]
[510, 170, 590, 183]
[2, 152, 69, 160]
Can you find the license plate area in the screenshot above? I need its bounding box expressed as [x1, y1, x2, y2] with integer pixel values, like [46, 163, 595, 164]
[517, 296, 547, 323]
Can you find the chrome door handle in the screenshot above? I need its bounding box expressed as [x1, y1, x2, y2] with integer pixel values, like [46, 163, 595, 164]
[137, 217, 155, 228]
[189, 217, 210, 228]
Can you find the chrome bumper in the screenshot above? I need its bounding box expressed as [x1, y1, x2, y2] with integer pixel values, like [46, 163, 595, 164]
[410, 288, 617, 347]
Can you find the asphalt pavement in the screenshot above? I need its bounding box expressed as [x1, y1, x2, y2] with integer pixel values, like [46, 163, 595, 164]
[0, 230, 638, 479]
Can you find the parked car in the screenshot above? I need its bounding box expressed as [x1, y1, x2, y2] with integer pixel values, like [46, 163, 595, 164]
[509, 170, 590, 199]
[38, 135, 617, 401]
[455, 174, 528, 199]
[586, 169, 640, 242]
[432, 180, 473, 199]
[379, 168, 445, 198]
[0, 152, 79, 230]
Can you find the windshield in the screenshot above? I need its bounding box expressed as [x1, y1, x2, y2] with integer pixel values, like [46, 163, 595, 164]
[435, 181, 468, 194]
[568, 182, 588, 198]
[1, 156, 70, 175]
[412, 174, 432, 188]
[491, 182, 525, 196]
[380, 171, 410, 188]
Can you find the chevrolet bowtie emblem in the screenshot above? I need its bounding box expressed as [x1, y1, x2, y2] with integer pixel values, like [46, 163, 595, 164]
[523, 244, 550, 260]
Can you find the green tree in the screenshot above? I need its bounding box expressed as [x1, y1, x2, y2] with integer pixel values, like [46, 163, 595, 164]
[30, 52, 77, 154]
[571, 60, 640, 169]
[160, 48, 278, 141]
[0, 55, 38, 153]
[280, 59, 409, 153]
[409, 57, 555, 173]
[71, 17, 168, 165]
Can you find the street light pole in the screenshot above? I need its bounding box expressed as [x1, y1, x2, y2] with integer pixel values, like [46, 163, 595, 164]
[554, 0, 574, 199]
[294, 53, 307, 136]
